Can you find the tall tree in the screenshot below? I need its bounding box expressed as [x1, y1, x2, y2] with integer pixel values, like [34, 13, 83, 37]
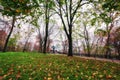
[31, 0, 55, 53]
[22, 25, 34, 52]
[43, 0, 50, 53]
[0, 0, 33, 52]
[93, 0, 120, 58]
[42, 0, 55, 53]
[112, 27, 120, 59]
[55, 0, 90, 56]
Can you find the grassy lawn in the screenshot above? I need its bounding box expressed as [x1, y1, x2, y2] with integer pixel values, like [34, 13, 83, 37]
[0, 52, 120, 80]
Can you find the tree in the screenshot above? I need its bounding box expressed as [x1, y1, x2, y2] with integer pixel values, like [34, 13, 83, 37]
[83, 23, 91, 56]
[92, 0, 120, 58]
[72, 4, 97, 57]
[54, 0, 90, 56]
[36, 29, 44, 52]
[109, 26, 120, 59]
[7, 37, 17, 51]
[113, 28, 120, 59]
[94, 29, 107, 57]
[22, 25, 34, 52]
[100, 0, 120, 58]
[0, 17, 10, 51]
[0, 0, 33, 52]
[3, 15, 15, 52]
[42, 0, 55, 53]
[31, 0, 55, 53]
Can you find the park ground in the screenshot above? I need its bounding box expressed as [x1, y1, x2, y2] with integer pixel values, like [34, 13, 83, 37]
[0, 52, 120, 80]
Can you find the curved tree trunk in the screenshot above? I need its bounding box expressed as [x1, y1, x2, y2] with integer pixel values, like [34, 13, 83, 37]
[3, 16, 16, 52]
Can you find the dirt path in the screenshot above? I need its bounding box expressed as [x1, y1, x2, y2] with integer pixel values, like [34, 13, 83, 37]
[77, 56, 120, 64]
[55, 53, 120, 64]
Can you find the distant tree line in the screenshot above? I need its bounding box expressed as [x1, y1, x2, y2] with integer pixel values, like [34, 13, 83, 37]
[0, 0, 120, 59]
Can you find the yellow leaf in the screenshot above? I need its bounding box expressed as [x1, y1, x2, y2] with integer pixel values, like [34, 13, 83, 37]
[57, 75, 61, 79]
[99, 75, 103, 78]
[3, 74, 7, 78]
[48, 77, 52, 80]
[48, 73, 51, 77]
[16, 9, 20, 13]
[29, 77, 32, 80]
[9, 78, 12, 80]
[44, 77, 47, 80]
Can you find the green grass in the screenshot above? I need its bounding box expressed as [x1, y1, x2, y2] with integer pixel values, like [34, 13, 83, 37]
[0, 52, 120, 80]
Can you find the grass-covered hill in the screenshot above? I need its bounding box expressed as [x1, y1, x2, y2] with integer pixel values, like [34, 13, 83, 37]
[0, 52, 120, 80]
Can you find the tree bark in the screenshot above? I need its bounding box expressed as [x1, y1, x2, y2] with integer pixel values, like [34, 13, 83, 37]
[84, 23, 91, 57]
[118, 49, 120, 60]
[105, 43, 110, 58]
[87, 43, 90, 57]
[68, 34, 73, 56]
[39, 34, 43, 52]
[3, 16, 16, 52]
[68, 23, 73, 56]
[43, 1, 49, 53]
[105, 26, 111, 58]
[67, 0, 73, 56]
[22, 38, 29, 52]
[37, 28, 43, 52]
[43, 23, 48, 53]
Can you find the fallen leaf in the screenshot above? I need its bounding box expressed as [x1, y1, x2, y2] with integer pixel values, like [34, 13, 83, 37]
[16, 71, 21, 79]
[48, 77, 52, 80]
[3, 74, 7, 78]
[106, 75, 112, 79]
[0, 76, 3, 80]
[44, 77, 47, 80]
[9, 78, 12, 80]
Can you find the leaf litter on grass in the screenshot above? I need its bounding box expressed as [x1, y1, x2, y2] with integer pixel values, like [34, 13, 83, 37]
[0, 52, 119, 80]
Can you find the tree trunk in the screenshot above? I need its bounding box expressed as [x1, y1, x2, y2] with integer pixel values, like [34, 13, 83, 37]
[105, 32, 111, 58]
[68, 34, 73, 56]
[67, 24, 73, 56]
[39, 38, 43, 53]
[22, 38, 29, 52]
[117, 46, 120, 60]
[43, 27, 48, 53]
[43, 18, 48, 53]
[84, 23, 91, 57]
[118, 50, 120, 60]
[3, 16, 16, 52]
[43, 1, 49, 53]
[87, 43, 90, 57]
[38, 29, 43, 52]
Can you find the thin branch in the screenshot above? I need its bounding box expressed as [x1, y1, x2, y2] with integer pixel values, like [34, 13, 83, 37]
[65, 0, 70, 26]
[56, 0, 69, 37]
[72, 0, 90, 22]
[72, 0, 82, 22]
